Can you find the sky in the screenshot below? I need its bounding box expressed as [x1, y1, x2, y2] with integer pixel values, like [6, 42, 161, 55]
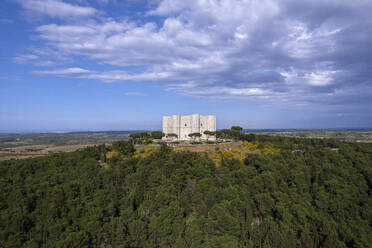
[1, 0, 372, 132]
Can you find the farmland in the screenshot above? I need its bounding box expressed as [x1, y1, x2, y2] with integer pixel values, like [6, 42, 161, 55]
[0, 131, 132, 160]
[1, 129, 372, 160]
[250, 129, 372, 142]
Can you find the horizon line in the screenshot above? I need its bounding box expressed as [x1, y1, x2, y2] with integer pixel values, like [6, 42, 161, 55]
[1, 127, 372, 135]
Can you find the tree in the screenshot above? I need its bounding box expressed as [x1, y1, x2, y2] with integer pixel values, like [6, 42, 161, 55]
[130, 132, 150, 144]
[189, 132, 201, 142]
[151, 131, 165, 140]
[112, 140, 135, 155]
[1, 134, 372, 248]
[143, 137, 154, 145]
[204, 131, 215, 141]
[216, 129, 232, 140]
[231, 126, 243, 132]
[166, 133, 178, 140]
[230, 126, 243, 140]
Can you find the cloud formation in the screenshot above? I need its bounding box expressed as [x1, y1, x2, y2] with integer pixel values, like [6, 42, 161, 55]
[13, 54, 38, 64]
[17, 0, 372, 109]
[124, 91, 147, 96]
[17, 0, 96, 18]
[33, 67, 91, 75]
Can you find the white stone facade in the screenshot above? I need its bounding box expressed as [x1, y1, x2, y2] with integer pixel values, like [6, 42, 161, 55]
[162, 114, 216, 141]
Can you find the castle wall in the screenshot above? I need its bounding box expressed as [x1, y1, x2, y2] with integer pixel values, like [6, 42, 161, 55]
[208, 115, 216, 140]
[199, 115, 216, 140]
[180, 115, 192, 140]
[200, 116, 208, 139]
[163, 114, 216, 141]
[171, 115, 180, 138]
[162, 116, 172, 135]
[191, 114, 200, 134]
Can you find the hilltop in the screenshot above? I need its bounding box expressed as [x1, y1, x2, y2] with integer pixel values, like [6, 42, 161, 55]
[1, 129, 372, 160]
[1, 132, 371, 247]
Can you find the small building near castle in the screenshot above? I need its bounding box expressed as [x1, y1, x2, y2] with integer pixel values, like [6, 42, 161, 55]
[162, 114, 216, 140]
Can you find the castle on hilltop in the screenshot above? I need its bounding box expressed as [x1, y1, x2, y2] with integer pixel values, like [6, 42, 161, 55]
[162, 114, 216, 141]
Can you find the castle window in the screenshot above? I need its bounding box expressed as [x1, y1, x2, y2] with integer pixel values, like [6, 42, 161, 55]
[201, 123, 203, 127]
[185, 123, 187, 126]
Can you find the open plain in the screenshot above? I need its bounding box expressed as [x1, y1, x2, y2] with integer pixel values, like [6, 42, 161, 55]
[2, 129, 371, 160]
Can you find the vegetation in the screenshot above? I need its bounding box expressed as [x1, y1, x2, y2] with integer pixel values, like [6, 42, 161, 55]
[166, 133, 178, 140]
[1, 133, 372, 247]
[129, 132, 151, 144]
[203, 131, 216, 141]
[0, 131, 134, 160]
[0, 131, 133, 149]
[151, 131, 165, 140]
[2, 129, 372, 160]
[231, 126, 243, 132]
[112, 140, 136, 156]
[248, 129, 372, 142]
[188, 132, 202, 141]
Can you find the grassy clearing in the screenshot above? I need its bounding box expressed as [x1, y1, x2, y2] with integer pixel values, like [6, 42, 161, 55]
[1, 140, 280, 163]
[174, 141, 279, 164]
[129, 141, 279, 165]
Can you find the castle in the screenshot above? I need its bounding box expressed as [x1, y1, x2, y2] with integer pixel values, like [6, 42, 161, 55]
[162, 114, 216, 140]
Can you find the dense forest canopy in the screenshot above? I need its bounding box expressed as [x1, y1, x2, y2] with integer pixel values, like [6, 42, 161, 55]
[1, 134, 371, 247]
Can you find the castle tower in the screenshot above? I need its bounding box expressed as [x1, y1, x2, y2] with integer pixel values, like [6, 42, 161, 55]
[163, 114, 216, 141]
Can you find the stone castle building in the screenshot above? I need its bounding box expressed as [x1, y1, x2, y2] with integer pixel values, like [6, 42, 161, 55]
[162, 114, 216, 140]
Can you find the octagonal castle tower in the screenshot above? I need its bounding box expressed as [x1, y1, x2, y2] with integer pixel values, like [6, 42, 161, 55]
[162, 114, 216, 140]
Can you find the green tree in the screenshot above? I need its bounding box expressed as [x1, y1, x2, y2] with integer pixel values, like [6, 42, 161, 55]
[204, 131, 215, 141]
[216, 129, 232, 140]
[189, 132, 202, 141]
[1, 134, 372, 247]
[231, 126, 243, 132]
[151, 131, 165, 140]
[130, 132, 150, 144]
[166, 133, 178, 140]
[230, 126, 243, 140]
[112, 140, 135, 155]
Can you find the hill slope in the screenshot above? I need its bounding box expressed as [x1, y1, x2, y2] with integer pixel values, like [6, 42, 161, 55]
[1, 137, 371, 247]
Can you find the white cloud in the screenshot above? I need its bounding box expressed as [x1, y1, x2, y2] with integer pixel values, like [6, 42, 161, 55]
[12, 54, 38, 64]
[306, 71, 338, 86]
[33, 67, 91, 75]
[35, 60, 56, 66]
[18, 0, 96, 18]
[14, 0, 372, 105]
[147, 0, 189, 16]
[124, 91, 147, 96]
[282, 70, 338, 87]
[166, 82, 279, 101]
[83, 70, 172, 83]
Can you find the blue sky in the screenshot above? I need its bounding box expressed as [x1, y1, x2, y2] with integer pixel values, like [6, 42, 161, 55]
[1, 0, 372, 132]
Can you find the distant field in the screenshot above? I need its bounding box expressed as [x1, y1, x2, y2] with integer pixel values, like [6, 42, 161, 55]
[248, 129, 372, 142]
[0, 131, 133, 160]
[0, 143, 102, 160]
[1, 129, 372, 160]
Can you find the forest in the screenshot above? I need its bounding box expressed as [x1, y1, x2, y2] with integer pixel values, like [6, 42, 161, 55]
[1, 133, 372, 247]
